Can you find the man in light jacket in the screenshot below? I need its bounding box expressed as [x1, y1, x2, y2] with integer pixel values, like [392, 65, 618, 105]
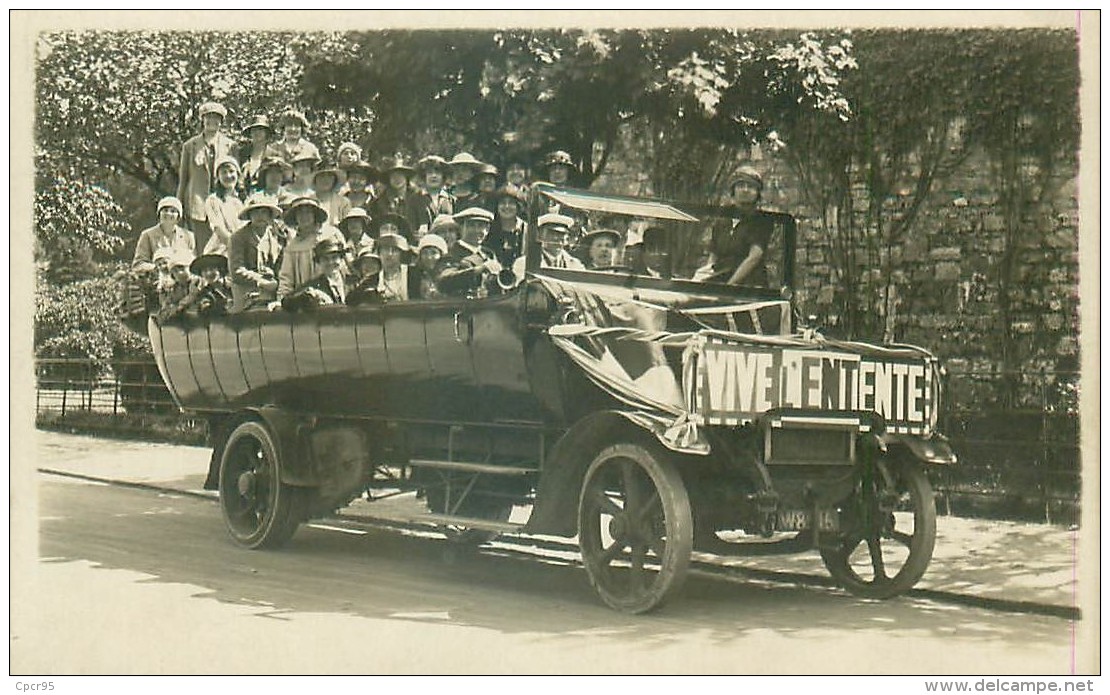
[177, 101, 235, 254]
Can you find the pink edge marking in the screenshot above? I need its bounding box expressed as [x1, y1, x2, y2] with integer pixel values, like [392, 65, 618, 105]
[1071, 525, 1077, 674]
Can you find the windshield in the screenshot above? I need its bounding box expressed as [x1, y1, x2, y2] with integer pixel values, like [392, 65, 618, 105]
[531, 186, 793, 291]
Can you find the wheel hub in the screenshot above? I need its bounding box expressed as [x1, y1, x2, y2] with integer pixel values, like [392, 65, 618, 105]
[237, 470, 256, 498]
[608, 513, 629, 541]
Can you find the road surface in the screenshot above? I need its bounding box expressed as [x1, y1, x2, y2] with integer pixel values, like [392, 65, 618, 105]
[11, 433, 1084, 674]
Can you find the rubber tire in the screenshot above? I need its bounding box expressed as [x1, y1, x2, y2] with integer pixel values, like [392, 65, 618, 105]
[218, 420, 307, 550]
[578, 442, 694, 613]
[820, 462, 937, 599]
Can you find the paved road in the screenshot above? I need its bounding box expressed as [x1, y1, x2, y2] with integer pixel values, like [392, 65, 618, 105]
[13, 471, 1080, 675]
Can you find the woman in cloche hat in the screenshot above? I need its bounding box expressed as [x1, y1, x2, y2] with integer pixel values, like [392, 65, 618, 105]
[266, 109, 321, 168]
[239, 114, 274, 193]
[202, 155, 244, 257]
[228, 194, 283, 311]
[132, 196, 195, 273]
[272, 196, 344, 308]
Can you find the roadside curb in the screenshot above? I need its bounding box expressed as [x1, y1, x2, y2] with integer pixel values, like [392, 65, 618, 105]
[37, 467, 1080, 621]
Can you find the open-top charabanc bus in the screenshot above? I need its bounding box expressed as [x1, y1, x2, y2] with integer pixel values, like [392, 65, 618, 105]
[148, 182, 957, 613]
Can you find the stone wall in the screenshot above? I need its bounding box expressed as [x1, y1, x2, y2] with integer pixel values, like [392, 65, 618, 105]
[755, 151, 1081, 413]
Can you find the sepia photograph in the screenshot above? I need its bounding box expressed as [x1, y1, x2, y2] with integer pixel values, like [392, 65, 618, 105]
[9, 9, 1099, 680]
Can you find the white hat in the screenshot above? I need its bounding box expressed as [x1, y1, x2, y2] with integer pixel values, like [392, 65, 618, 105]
[537, 213, 575, 232]
[417, 233, 449, 255]
[453, 207, 494, 223]
[156, 196, 183, 216]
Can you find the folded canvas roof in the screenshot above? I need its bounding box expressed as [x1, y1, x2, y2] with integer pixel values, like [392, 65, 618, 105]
[535, 185, 701, 222]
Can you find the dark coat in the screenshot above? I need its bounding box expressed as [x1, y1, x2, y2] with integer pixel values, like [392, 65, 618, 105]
[434, 241, 496, 297]
[281, 272, 346, 312]
[346, 275, 383, 306]
[370, 186, 426, 239]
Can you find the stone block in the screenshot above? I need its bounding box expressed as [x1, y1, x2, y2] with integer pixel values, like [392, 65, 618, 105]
[929, 246, 962, 262]
[816, 285, 835, 305]
[935, 262, 961, 282]
[983, 213, 1006, 232]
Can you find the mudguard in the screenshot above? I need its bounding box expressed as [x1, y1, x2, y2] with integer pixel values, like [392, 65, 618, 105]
[203, 407, 322, 490]
[881, 432, 958, 465]
[525, 410, 653, 537]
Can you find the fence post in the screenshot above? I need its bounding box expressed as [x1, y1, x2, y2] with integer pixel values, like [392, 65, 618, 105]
[112, 364, 120, 415]
[140, 362, 148, 430]
[61, 368, 68, 417]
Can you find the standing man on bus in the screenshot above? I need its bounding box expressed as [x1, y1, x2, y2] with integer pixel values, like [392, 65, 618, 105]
[177, 101, 235, 255]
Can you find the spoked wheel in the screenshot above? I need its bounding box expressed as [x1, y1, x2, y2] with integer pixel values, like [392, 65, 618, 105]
[578, 442, 693, 613]
[820, 461, 937, 599]
[219, 421, 307, 549]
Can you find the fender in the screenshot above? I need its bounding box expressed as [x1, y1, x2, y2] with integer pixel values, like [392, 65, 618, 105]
[203, 407, 322, 490]
[524, 410, 653, 537]
[881, 432, 958, 465]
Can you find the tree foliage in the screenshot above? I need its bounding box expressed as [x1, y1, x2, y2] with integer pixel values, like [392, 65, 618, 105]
[772, 29, 1079, 343]
[34, 271, 152, 371]
[36, 30, 304, 198]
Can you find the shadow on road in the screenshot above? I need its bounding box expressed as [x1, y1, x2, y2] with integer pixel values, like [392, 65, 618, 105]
[38, 479, 1070, 648]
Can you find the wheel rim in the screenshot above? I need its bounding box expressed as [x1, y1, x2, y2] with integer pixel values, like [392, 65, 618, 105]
[822, 463, 936, 598]
[579, 447, 691, 613]
[221, 434, 279, 541]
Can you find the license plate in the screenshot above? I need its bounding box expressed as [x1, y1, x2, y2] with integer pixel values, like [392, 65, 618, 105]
[776, 509, 839, 532]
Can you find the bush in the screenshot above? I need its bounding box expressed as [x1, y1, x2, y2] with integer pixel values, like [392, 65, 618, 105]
[35, 271, 152, 378]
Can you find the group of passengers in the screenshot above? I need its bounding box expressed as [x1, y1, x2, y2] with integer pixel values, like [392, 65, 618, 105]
[129, 100, 773, 322]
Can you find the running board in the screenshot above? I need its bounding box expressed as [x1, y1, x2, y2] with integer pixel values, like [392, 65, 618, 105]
[416, 513, 525, 533]
[408, 459, 538, 476]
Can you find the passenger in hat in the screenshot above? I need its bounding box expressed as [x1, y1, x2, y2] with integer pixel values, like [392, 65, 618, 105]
[410, 233, 448, 300]
[640, 226, 672, 279]
[436, 207, 502, 298]
[692, 166, 772, 286]
[371, 156, 423, 236]
[255, 157, 291, 199]
[157, 250, 203, 322]
[273, 197, 344, 306]
[281, 237, 347, 312]
[177, 100, 235, 254]
[189, 254, 232, 317]
[476, 163, 499, 197]
[375, 232, 413, 302]
[342, 160, 378, 211]
[239, 115, 274, 193]
[542, 150, 576, 187]
[416, 155, 454, 226]
[266, 109, 321, 168]
[447, 152, 483, 210]
[338, 207, 373, 255]
[512, 212, 584, 277]
[313, 167, 352, 225]
[429, 213, 461, 248]
[229, 194, 283, 311]
[201, 156, 244, 257]
[346, 247, 384, 306]
[335, 142, 363, 184]
[486, 186, 528, 267]
[370, 212, 410, 244]
[286, 151, 320, 198]
[133, 196, 196, 273]
[502, 157, 531, 202]
[579, 229, 622, 270]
